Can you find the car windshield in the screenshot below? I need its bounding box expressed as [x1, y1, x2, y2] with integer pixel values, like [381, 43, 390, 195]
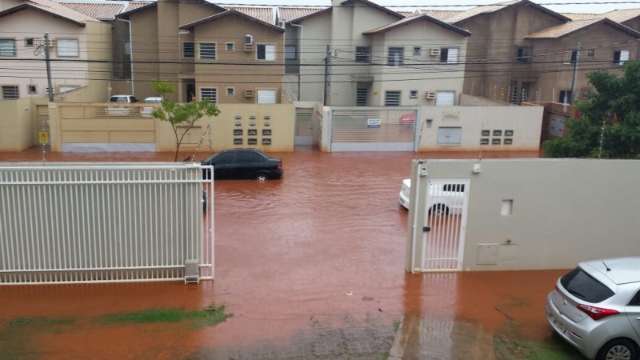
[561, 267, 614, 303]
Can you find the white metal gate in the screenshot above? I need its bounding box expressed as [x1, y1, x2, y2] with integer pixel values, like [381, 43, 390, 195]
[406, 160, 470, 272]
[422, 179, 470, 271]
[0, 163, 214, 285]
[330, 107, 416, 151]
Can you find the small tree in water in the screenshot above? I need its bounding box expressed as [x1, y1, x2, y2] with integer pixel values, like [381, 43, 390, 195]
[151, 81, 220, 161]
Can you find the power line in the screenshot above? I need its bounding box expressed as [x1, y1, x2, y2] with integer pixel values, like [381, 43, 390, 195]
[0, 63, 625, 84]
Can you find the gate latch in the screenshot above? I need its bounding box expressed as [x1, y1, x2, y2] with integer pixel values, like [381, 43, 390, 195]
[423, 226, 431, 232]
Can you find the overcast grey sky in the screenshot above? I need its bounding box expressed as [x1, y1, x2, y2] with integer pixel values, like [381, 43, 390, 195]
[214, 0, 640, 14]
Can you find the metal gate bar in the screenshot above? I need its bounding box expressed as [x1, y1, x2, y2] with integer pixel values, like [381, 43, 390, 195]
[406, 160, 469, 273]
[0, 163, 214, 285]
[422, 180, 469, 271]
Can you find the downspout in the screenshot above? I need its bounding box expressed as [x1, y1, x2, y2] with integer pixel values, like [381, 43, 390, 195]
[290, 22, 303, 101]
[117, 18, 135, 95]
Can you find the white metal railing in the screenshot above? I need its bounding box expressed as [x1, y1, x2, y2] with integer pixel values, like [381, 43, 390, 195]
[0, 163, 214, 285]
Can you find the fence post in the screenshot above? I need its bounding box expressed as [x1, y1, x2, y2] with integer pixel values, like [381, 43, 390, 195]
[406, 159, 429, 273]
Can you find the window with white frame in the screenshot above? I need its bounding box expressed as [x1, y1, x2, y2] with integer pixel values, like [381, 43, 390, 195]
[257, 89, 277, 104]
[200, 88, 217, 103]
[410, 90, 418, 99]
[439, 47, 458, 63]
[0, 39, 16, 57]
[199, 43, 216, 60]
[384, 91, 401, 106]
[2, 85, 19, 99]
[436, 91, 456, 106]
[257, 44, 275, 61]
[183, 42, 194, 58]
[437, 127, 462, 145]
[613, 50, 629, 65]
[57, 39, 79, 57]
[225, 42, 235, 51]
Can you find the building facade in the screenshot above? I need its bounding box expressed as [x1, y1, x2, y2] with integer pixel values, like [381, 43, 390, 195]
[117, 0, 285, 104]
[0, 0, 112, 100]
[285, 0, 470, 107]
[431, 0, 640, 104]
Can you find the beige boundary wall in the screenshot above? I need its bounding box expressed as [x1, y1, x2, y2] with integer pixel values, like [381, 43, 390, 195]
[48, 103, 295, 152]
[417, 105, 543, 153]
[0, 97, 48, 151]
[423, 159, 640, 271]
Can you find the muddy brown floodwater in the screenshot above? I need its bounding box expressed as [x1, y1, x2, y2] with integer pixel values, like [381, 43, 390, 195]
[0, 148, 582, 359]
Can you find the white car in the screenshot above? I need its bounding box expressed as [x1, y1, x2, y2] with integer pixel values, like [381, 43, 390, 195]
[546, 258, 640, 360]
[399, 178, 466, 215]
[141, 97, 162, 117]
[107, 95, 138, 116]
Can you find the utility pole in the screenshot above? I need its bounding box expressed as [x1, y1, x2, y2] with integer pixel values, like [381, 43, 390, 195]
[569, 41, 581, 105]
[44, 33, 54, 102]
[323, 45, 330, 106]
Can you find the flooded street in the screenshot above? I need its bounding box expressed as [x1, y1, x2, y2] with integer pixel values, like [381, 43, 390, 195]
[0, 149, 581, 359]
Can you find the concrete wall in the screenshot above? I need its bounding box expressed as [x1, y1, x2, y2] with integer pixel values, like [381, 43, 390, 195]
[417, 105, 543, 152]
[128, 6, 159, 100]
[0, 8, 111, 100]
[49, 103, 296, 152]
[0, 97, 47, 151]
[422, 159, 640, 270]
[297, 13, 332, 104]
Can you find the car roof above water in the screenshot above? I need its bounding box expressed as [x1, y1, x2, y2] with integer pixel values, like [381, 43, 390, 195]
[580, 257, 640, 285]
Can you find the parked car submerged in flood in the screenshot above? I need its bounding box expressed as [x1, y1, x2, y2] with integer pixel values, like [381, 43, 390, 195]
[201, 148, 282, 180]
[546, 257, 640, 360]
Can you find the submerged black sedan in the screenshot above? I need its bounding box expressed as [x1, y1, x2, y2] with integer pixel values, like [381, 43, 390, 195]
[201, 148, 283, 180]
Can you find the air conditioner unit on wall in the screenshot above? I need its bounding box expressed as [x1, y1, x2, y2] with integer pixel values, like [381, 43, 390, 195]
[424, 91, 436, 100]
[429, 48, 441, 57]
[243, 89, 255, 98]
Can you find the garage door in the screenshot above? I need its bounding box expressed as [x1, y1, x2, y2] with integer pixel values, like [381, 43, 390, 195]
[257, 90, 277, 104]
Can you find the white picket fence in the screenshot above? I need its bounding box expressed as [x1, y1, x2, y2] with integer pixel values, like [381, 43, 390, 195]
[0, 163, 214, 285]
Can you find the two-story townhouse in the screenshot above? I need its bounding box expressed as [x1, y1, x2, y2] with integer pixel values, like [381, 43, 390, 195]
[116, 0, 285, 104]
[285, 0, 470, 107]
[0, 0, 111, 100]
[525, 18, 640, 103]
[443, 0, 571, 103]
[422, 0, 640, 104]
[179, 10, 285, 104]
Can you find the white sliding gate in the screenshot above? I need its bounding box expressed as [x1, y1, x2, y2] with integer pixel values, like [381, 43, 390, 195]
[0, 163, 214, 285]
[406, 160, 470, 272]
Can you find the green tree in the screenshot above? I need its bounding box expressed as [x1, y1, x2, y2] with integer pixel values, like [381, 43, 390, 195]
[151, 81, 220, 161]
[544, 61, 640, 158]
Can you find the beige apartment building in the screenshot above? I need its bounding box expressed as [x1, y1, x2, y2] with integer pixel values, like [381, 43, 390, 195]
[285, 0, 471, 107]
[430, 0, 640, 104]
[117, 0, 285, 104]
[0, 0, 112, 100]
